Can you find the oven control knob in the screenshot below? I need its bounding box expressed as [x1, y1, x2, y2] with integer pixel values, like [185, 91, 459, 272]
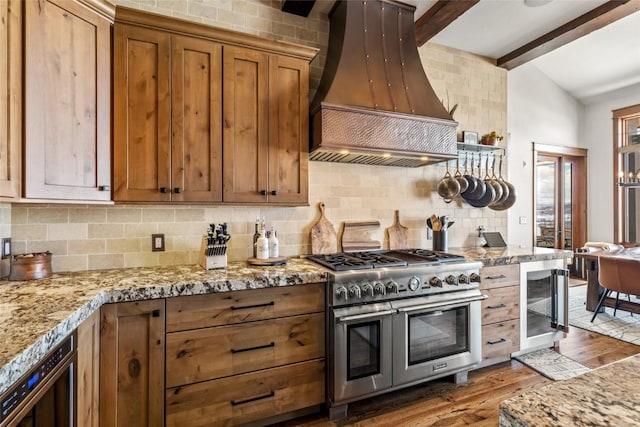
[445, 274, 458, 285]
[362, 283, 374, 297]
[336, 285, 348, 300]
[469, 272, 481, 283]
[349, 284, 362, 299]
[458, 274, 469, 284]
[386, 280, 399, 294]
[374, 281, 386, 295]
[429, 276, 443, 287]
[408, 276, 421, 291]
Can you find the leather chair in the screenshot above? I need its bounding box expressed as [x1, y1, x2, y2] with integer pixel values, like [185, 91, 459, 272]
[590, 256, 636, 322]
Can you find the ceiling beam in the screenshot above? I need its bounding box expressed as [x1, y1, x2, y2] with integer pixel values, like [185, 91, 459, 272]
[281, 0, 316, 18]
[415, 0, 480, 47]
[498, 0, 640, 69]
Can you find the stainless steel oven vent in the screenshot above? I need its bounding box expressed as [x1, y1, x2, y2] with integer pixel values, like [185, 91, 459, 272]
[310, 0, 458, 167]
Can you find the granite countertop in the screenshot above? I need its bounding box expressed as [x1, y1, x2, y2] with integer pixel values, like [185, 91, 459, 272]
[0, 258, 327, 395]
[448, 246, 573, 267]
[499, 354, 640, 426]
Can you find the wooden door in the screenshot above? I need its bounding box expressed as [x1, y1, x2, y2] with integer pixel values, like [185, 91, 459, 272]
[533, 144, 587, 252]
[171, 35, 223, 202]
[0, 0, 21, 199]
[113, 23, 171, 202]
[222, 46, 269, 203]
[100, 300, 165, 427]
[23, 0, 111, 200]
[268, 55, 309, 205]
[77, 310, 100, 427]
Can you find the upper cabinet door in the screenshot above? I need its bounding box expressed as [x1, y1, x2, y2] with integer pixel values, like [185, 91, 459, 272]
[222, 46, 270, 204]
[113, 23, 171, 202]
[171, 35, 223, 203]
[268, 55, 309, 205]
[24, 0, 111, 201]
[0, 0, 21, 199]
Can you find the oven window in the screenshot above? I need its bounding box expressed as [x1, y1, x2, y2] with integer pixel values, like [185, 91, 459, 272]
[408, 306, 469, 365]
[347, 321, 380, 380]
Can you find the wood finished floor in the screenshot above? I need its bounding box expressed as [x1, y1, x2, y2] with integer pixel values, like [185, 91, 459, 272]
[283, 327, 640, 426]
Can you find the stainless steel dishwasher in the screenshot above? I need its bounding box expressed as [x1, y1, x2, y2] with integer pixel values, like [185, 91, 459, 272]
[0, 332, 77, 427]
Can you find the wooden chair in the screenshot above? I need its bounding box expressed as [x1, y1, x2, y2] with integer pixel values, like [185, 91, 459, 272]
[590, 256, 636, 322]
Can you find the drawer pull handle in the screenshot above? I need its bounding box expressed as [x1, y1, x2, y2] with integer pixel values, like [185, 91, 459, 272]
[485, 274, 506, 280]
[230, 301, 275, 311]
[231, 341, 275, 354]
[231, 390, 275, 406]
[487, 303, 507, 309]
[487, 338, 507, 345]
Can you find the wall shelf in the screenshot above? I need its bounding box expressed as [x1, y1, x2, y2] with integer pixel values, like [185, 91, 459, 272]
[456, 142, 505, 154]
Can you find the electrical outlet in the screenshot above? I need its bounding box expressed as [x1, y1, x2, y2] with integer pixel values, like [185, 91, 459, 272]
[519, 216, 527, 225]
[1, 238, 10, 259]
[152, 234, 165, 252]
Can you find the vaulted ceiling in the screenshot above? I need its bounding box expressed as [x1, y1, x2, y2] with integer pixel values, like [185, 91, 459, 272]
[282, 0, 640, 102]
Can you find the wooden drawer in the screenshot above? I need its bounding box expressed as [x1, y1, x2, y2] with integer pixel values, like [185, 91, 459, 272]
[166, 283, 325, 332]
[166, 313, 324, 387]
[481, 285, 519, 325]
[482, 319, 519, 360]
[166, 359, 325, 427]
[480, 264, 519, 290]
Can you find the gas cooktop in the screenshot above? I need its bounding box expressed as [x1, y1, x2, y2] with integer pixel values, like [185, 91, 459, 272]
[307, 249, 466, 272]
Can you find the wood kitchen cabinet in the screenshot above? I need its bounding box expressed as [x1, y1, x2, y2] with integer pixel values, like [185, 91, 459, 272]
[23, 0, 113, 201]
[165, 284, 325, 426]
[77, 310, 100, 427]
[100, 299, 165, 427]
[113, 21, 223, 202]
[113, 7, 316, 205]
[478, 264, 520, 366]
[222, 47, 310, 205]
[0, 0, 21, 199]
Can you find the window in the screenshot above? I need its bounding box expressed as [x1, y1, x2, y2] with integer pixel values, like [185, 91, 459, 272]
[613, 104, 640, 243]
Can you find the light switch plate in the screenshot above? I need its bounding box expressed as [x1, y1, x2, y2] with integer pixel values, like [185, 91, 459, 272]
[1, 238, 11, 259]
[152, 234, 165, 252]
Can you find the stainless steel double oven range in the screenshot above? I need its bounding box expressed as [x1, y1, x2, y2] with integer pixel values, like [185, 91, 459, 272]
[307, 249, 486, 420]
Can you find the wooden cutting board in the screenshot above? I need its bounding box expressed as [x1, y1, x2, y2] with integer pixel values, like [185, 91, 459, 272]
[341, 220, 381, 252]
[387, 210, 409, 250]
[310, 202, 337, 254]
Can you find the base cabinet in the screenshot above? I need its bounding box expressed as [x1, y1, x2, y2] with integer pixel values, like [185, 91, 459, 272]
[100, 300, 165, 427]
[165, 284, 325, 426]
[479, 264, 520, 365]
[77, 310, 101, 427]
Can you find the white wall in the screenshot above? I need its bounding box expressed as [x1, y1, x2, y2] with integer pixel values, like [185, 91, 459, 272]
[507, 63, 583, 246]
[581, 82, 640, 242]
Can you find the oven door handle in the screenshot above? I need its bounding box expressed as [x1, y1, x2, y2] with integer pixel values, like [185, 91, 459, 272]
[337, 309, 396, 323]
[394, 294, 487, 313]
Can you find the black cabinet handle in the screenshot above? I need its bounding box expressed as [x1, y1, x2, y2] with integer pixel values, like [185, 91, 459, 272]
[98, 185, 110, 191]
[260, 190, 267, 196]
[487, 338, 507, 345]
[231, 341, 275, 354]
[487, 303, 507, 309]
[152, 309, 161, 317]
[160, 187, 169, 193]
[231, 390, 275, 406]
[271, 190, 277, 196]
[174, 187, 181, 194]
[230, 301, 275, 310]
[485, 274, 506, 280]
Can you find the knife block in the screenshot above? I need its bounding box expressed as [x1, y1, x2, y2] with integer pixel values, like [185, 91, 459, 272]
[198, 235, 227, 270]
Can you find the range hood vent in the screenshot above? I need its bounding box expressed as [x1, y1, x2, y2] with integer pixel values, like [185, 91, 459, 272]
[310, 0, 458, 167]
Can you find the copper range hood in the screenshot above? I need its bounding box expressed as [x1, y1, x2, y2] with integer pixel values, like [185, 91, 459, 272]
[310, 0, 458, 167]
